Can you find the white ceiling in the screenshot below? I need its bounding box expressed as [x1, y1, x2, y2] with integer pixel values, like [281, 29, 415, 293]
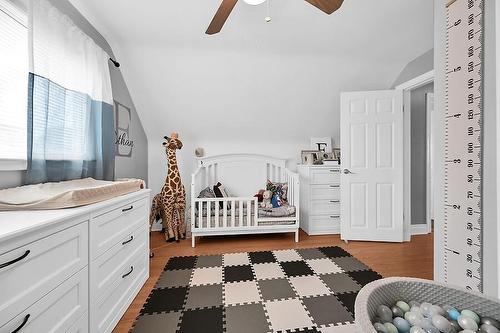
[71, 0, 433, 59]
[69, 0, 434, 146]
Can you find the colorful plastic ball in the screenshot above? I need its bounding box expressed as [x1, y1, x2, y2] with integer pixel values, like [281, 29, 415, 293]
[429, 305, 445, 317]
[393, 317, 411, 333]
[431, 314, 451, 332]
[405, 311, 424, 326]
[396, 301, 411, 313]
[409, 300, 420, 308]
[461, 309, 480, 324]
[384, 322, 399, 333]
[373, 322, 388, 333]
[420, 303, 432, 317]
[481, 323, 500, 333]
[410, 327, 426, 333]
[482, 318, 500, 330]
[377, 305, 394, 323]
[446, 308, 460, 321]
[458, 314, 479, 331]
[392, 305, 405, 318]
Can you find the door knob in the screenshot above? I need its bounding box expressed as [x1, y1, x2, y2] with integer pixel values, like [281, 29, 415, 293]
[343, 169, 353, 174]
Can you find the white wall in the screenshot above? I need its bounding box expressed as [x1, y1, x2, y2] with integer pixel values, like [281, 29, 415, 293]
[134, 49, 403, 200]
[393, 49, 434, 88]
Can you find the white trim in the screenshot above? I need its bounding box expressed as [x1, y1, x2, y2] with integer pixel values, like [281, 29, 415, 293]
[395, 70, 435, 90]
[411, 223, 431, 235]
[402, 89, 412, 242]
[0, 159, 27, 171]
[398, 70, 435, 242]
[426, 93, 435, 234]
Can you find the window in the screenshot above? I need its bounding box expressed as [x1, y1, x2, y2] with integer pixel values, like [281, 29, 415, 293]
[0, 0, 28, 170]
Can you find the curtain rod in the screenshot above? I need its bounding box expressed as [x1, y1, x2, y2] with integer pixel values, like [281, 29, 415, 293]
[109, 58, 120, 68]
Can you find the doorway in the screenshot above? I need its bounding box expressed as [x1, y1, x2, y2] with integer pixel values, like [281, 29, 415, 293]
[397, 71, 435, 240]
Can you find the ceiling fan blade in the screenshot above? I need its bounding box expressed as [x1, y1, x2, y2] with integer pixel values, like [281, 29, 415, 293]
[305, 0, 344, 15]
[206, 0, 239, 35]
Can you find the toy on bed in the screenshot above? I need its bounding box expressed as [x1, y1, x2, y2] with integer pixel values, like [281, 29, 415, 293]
[260, 190, 273, 209]
[190, 154, 300, 247]
[149, 133, 186, 242]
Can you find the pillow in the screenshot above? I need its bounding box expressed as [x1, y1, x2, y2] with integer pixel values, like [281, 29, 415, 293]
[196, 186, 216, 211]
[266, 180, 288, 206]
[198, 187, 216, 198]
[213, 182, 231, 209]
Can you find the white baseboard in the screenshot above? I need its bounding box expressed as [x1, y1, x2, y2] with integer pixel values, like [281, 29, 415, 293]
[411, 224, 431, 235]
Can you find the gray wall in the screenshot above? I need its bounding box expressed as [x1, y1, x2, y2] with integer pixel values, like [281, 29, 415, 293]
[0, 0, 148, 189]
[392, 49, 434, 88]
[411, 83, 433, 225]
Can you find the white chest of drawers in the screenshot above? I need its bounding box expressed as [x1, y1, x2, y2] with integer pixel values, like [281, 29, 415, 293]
[298, 165, 341, 235]
[0, 189, 150, 333]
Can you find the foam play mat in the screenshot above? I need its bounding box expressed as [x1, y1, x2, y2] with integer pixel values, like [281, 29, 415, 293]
[132, 246, 382, 333]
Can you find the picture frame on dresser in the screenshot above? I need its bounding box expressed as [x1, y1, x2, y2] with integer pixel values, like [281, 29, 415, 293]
[297, 164, 341, 235]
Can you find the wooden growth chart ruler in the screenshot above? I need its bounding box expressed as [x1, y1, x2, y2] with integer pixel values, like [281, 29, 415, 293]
[444, 0, 484, 292]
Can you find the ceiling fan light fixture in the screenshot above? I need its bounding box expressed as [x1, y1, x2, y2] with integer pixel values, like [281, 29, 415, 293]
[243, 0, 266, 5]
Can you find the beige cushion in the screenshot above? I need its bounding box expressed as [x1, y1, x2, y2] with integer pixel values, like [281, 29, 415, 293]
[0, 178, 145, 211]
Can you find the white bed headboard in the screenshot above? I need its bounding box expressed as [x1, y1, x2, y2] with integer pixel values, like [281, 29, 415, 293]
[195, 154, 286, 197]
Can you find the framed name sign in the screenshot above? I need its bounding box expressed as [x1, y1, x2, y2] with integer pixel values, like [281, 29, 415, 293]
[114, 101, 134, 157]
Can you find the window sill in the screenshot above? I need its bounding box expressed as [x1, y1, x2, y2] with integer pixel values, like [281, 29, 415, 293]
[0, 159, 27, 171]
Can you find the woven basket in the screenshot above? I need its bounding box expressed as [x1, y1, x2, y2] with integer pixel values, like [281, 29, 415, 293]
[354, 277, 500, 333]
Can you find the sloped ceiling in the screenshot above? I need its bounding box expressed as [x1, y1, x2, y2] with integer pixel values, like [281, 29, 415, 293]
[69, 0, 433, 155]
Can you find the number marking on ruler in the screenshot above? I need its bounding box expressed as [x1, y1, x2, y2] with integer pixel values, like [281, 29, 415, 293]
[444, 0, 483, 292]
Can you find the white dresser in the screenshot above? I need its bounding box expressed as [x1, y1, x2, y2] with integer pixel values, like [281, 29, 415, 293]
[0, 189, 150, 333]
[298, 165, 341, 235]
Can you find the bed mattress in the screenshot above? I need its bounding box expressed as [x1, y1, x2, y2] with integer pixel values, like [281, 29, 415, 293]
[0, 178, 145, 211]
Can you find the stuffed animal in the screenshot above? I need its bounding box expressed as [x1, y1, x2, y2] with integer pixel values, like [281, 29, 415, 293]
[260, 190, 273, 209]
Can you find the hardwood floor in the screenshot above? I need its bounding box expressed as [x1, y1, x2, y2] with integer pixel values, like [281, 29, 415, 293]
[112, 230, 434, 333]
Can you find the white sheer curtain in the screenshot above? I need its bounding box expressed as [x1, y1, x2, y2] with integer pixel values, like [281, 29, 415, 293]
[26, 0, 114, 184]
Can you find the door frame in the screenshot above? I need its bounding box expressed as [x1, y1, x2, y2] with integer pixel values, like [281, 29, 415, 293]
[395, 70, 435, 241]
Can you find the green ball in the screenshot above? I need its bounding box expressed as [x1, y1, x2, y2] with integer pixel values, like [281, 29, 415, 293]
[461, 309, 480, 324]
[384, 322, 399, 333]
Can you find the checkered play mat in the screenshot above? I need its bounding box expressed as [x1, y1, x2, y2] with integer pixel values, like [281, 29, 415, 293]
[131, 247, 382, 333]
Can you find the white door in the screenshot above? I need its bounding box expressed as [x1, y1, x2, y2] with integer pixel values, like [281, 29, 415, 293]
[340, 90, 404, 242]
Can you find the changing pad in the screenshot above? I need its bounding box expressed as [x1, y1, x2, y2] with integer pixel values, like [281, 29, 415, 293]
[0, 178, 145, 211]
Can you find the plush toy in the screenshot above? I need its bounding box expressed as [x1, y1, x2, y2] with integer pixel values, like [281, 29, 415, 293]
[260, 190, 273, 209]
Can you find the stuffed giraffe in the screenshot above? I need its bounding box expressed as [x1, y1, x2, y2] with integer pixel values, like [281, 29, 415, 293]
[150, 133, 186, 242]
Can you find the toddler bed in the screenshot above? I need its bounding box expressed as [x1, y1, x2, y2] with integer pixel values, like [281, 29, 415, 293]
[190, 154, 300, 247]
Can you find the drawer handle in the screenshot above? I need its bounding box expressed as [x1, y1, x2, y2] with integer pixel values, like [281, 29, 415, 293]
[122, 266, 134, 278]
[122, 235, 134, 245]
[122, 205, 134, 212]
[11, 314, 30, 333]
[0, 250, 30, 270]
[330, 200, 340, 203]
[329, 169, 339, 173]
[329, 185, 340, 188]
[330, 215, 340, 219]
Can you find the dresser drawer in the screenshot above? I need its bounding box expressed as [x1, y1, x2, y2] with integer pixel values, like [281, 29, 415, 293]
[0, 222, 88, 327]
[67, 312, 88, 333]
[308, 215, 341, 235]
[310, 200, 340, 215]
[310, 168, 340, 184]
[310, 184, 340, 200]
[90, 197, 148, 260]
[92, 249, 149, 333]
[0, 267, 88, 333]
[90, 223, 148, 297]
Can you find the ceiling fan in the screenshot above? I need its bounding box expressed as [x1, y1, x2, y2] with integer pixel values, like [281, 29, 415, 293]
[206, 0, 344, 35]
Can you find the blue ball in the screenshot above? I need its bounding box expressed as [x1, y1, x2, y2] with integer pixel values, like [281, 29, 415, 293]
[447, 308, 460, 321]
[393, 317, 411, 333]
